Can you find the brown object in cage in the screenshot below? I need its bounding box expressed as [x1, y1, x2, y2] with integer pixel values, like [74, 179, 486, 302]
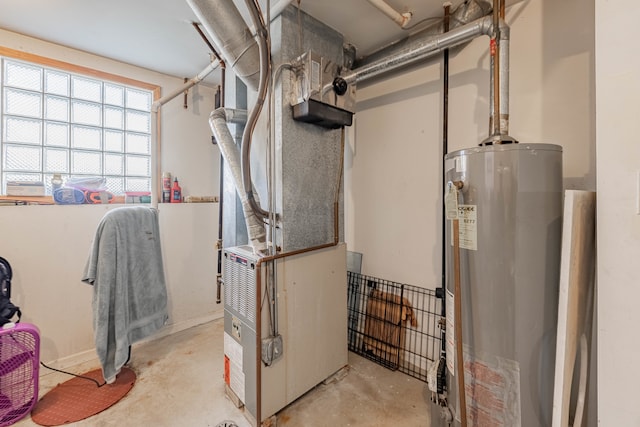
[363, 289, 418, 368]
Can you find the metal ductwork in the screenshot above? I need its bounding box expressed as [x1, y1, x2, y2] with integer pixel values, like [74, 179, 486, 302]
[186, 0, 272, 253]
[342, 0, 511, 139]
[186, 0, 260, 91]
[342, 16, 494, 85]
[354, 0, 492, 68]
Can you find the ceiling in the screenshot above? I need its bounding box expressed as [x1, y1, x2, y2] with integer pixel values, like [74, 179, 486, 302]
[0, 0, 453, 87]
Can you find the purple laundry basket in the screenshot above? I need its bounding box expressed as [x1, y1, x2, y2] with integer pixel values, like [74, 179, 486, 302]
[0, 322, 40, 426]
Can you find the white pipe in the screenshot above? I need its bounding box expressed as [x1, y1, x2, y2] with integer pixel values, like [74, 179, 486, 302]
[365, 0, 413, 29]
[150, 60, 220, 208]
[152, 60, 220, 111]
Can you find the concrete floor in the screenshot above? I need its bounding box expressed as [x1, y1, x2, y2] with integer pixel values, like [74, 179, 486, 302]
[15, 318, 430, 427]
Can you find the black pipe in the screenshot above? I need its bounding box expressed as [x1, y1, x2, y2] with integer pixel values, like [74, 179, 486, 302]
[438, 3, 451, 393]
[217, 67, 226, 302]
[216, 157, 224, 304]
[214, 83, 225, 304]
[440, 3, 451, 329]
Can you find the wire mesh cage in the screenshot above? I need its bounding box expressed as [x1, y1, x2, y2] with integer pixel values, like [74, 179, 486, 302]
[347, 271, 441, 382]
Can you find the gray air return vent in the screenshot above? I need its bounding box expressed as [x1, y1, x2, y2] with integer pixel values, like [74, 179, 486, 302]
[223, 246, 258, 327]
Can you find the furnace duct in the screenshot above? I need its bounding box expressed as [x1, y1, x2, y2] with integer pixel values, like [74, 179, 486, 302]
[343, 0, 509, 138]
[341, 17, 493, 84]
[187, 0, 271, 253]
[187, 0, 260, 91]
[188, 0, 509, 253]
[210, 108, 267, 253]
[354, 0, 492, 67]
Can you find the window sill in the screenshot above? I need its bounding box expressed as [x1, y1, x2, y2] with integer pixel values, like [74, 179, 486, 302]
[0, 195, 126, 206]
[0, 196, 220, 206]
[0, 195, 55, 205]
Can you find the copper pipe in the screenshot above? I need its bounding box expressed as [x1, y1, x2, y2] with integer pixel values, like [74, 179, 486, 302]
[493, 43, 500, 136]
[334, 128, 346, 245]
[191, 22, 224, 64]
[492, 0, 500, 137]
[499, 0, 505, 135]
[453, 218, 467, 426]
[191, 21, 226, 108]
[256, 254, 262, 425]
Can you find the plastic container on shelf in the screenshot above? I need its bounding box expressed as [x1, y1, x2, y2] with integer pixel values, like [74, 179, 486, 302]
[162, 172, 172, 203]
[53, 187, 85, 204]
[51, 174, 63, 193]
[171, 177, 182, 203]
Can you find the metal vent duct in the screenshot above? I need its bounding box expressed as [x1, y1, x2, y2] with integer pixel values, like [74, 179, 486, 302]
[186, 0, 260, 91]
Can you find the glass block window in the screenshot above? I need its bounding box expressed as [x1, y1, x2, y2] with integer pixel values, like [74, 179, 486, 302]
[1, 57, 153, 195]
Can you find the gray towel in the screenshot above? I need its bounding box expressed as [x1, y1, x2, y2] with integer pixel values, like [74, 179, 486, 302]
[82, 206, 168, 383]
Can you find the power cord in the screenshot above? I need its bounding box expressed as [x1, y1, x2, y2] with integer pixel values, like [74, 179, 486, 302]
[39, 361, 106, 388]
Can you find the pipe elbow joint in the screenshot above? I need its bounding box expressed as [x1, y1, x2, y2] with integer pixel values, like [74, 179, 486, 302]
[400, 12, 413, 29]
[498, 19, 510, 39]
[210, 107, 226, 121]
[485, 17, 510, 39]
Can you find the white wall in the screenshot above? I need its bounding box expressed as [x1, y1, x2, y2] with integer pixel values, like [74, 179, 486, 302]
[345, 0, 595, 287]
[595, 1, 640, 424]
[0, 30, 223, 367]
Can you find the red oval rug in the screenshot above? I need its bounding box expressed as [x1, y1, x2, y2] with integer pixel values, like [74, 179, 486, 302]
[30, 367, 136, 426]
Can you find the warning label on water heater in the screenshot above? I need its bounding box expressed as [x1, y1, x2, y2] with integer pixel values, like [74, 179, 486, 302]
[451, 204, 478, 251]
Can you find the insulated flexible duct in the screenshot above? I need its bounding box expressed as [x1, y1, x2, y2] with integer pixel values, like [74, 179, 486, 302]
[210, 108, 267, 253]
[187, 0, 272, 223]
